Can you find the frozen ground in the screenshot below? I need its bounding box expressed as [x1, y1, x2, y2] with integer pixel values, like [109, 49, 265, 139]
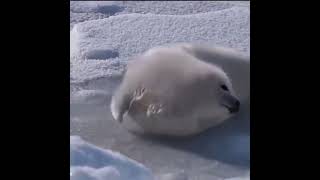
[70, 1, 250, 180]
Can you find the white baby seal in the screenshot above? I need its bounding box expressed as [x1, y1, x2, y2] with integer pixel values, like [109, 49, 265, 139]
[110, 43, 249, 137]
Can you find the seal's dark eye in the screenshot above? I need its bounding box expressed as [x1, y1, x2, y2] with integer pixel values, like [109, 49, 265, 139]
[221, 84, 229, 91]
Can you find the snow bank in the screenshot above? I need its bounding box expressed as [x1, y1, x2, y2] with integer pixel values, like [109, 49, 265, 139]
[70, 6, 249, 82]
[70, 136, 153, 180]
[70, 1, 249, 30]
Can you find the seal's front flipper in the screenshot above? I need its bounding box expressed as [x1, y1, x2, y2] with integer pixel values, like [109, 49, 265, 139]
[110, 86, 148, 123]
[110, 91, 131, 123]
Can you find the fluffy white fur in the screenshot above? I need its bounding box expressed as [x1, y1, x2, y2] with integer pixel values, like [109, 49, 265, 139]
[110, 43, 249, 136]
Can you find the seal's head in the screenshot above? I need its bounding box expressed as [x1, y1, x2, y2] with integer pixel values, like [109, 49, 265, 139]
[191, 64, 240, 127]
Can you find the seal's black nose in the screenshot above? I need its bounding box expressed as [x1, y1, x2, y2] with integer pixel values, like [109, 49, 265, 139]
[229, 100, 240, 113]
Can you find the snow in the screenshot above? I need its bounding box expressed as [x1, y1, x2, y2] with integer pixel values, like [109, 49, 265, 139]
[70, 1, 249, 29]
[70, 1, 123, 29]
[70, 1, 250, 180]
[70, 136, 153, 180]
[70, 6, 249, 83]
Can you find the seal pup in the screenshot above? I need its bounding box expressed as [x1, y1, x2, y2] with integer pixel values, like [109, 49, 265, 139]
[111, 43, 248, 137]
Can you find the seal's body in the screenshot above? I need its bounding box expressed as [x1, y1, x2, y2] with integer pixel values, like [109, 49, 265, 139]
[111, 43, 248, 136]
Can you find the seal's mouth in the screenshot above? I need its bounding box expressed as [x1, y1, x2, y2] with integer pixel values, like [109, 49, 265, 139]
[221, 93, 240, 114]
[222, 102, 240, 114]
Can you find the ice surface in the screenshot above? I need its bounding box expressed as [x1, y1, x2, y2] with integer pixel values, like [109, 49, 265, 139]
[70, 136, 153, 180]
[70, 1, 250, 180]
[70, 89, 250, 179]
